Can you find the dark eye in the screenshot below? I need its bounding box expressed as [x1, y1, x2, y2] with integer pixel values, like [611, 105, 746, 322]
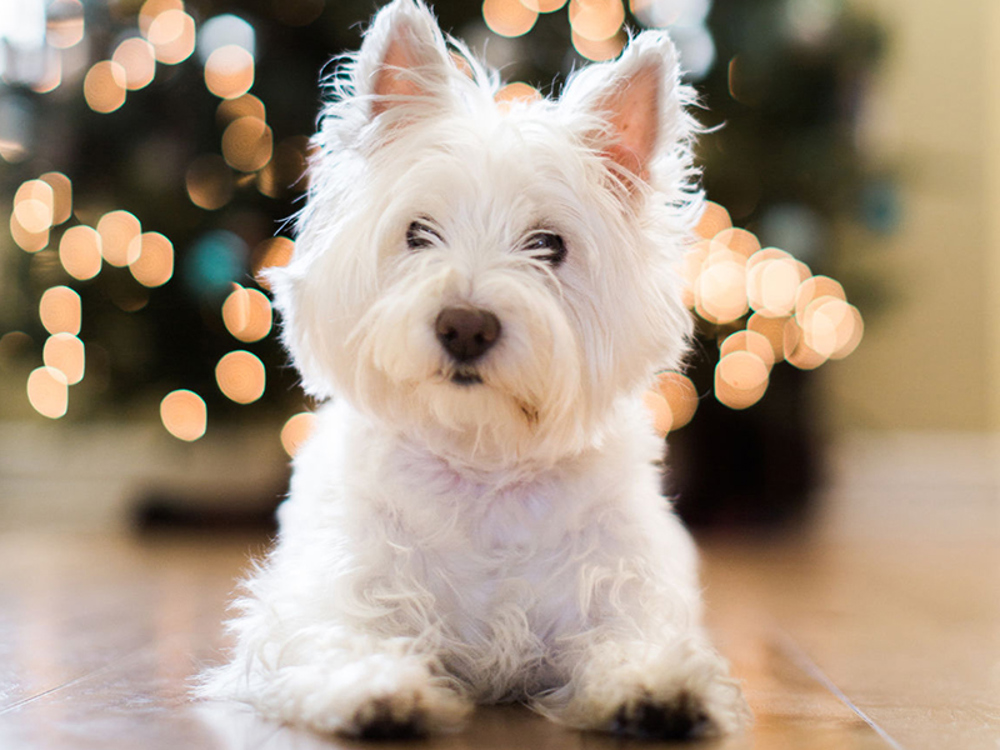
[406, 220, 442, 250]
[522, 231, 566, 266]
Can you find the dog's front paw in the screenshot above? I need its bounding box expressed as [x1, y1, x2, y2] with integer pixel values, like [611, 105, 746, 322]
[537, 639, 749, 739]
[610, 691, 710, 741]
[247, 653, 472, 738]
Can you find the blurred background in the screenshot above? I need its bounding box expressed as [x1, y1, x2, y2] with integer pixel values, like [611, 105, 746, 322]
[0, 0, 996, 542]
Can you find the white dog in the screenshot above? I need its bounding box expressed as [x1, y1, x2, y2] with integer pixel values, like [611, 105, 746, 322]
[199, 0, 748, 740]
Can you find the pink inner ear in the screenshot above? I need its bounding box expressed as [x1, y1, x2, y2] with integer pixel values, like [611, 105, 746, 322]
[600, 64, 662, 183]
[371, 25, 429, 118]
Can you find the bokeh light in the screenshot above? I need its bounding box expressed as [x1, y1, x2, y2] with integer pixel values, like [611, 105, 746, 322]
[43, 333, 85, 385]
[47, 0, 86, 49]
[494, 82, 542, 111]
[160, 389, 207, 441]
[39, 172, 72, 225]
[569, 0, 625, 42]
[521, 0, 568, 11]
[783, 317, 827, 370]
[572, 30, 626, 62]
[112, 38, 157, 91]
[31, 52, 63, 95]
[280, 412, 317, 457]
[655, 371, 698, 430]
[97, 210, 142, 267]
[59, 225, 103, 281]
[257, 137, 310, 198]
[251, 237, 295, 289]
[139, 0, 185, 36]
[642, 390, 674, 437]
[148, 10, 197, 65]
[695, 254, 747, 324]
[695, 201, 732, 240]
[84, 61, 128, 114]
[222, 286, 273, 342]
[27, 367, 69, 419]
[720, 330, 775, 370]
[13, 180, 55, 234]
[747, 313, 787, 362]
[198, 14, 256, 62]
[129, 232, 175, 287]
[204, 44, 255, 99]
[10, 214, 49, 253]
[39, 286, 81, 335]
[186, 154, 235, 210]
[483, 0, 538, 38]
[222, 116, 273, 172]
[217, 94, 266, 126]
[216, 350, 266, 404]
[715, 350, 769, 409]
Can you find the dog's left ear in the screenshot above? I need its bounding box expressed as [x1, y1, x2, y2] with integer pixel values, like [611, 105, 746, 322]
[354, 0, 454, 122]
[561, 31, 687, 189]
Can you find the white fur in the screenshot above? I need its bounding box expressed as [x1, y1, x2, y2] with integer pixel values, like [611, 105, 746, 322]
[198, 0, 748, 738]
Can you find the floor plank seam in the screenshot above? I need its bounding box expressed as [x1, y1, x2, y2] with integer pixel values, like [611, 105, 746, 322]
[0, 647, 149, 716]
[776, 630, 908, 750]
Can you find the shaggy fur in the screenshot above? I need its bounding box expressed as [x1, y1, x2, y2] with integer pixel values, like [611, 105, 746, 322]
[198, 0, 749, 739]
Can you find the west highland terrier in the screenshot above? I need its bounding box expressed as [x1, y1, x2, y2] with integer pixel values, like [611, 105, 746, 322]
[200, 0, 748, 740]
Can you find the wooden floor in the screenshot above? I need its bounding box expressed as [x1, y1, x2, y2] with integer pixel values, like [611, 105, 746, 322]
[0, 528, 996, 750]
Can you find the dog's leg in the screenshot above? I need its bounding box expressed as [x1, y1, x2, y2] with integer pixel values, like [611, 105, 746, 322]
[530, 504, 749, 739]
[536, 634, 747, 740]
[200, 621, 471, 738]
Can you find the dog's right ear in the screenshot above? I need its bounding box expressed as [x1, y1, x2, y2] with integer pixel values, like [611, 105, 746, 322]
[354, 0, 453, 122]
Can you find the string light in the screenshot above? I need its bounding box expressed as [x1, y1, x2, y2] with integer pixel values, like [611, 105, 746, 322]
[130, 232, 175, 287]
[43, 333, 85, 385]
[571, 30, 625, 61]
[482, 0, 538, 37]
[27, 367, 69, 419]
[222, 116, 273, 172]
[186, 154, 235, 210]
[112, 37, 157, 90]
[642, 390, 674, 436]
[222, 286, 273, 342]
[655, 371, 698, 430]
[97, 210, 142, 267]
[13, 180, 55, 234]
[204, 45, 255, 100]
[568, 0, 625, 42]
[39, 172, 72, 225]
[251, 237, 294, 288]
[148, 10, 197, 65]
[47, 0, 86, 49]
[680, 201, 864, 409]
[281, 412, 317, 457]
[83, 61, 128, 113]
[216, 350, 266, 404]
[160, 389, 207, 441]
[59, 226, 103, 281]
[39, 286, 81, 336]
[521, 0, 569, 11]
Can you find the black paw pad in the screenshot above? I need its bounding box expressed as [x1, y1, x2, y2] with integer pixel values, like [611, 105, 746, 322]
[354, 700, 426, 741]
[611, 692, 710, 741]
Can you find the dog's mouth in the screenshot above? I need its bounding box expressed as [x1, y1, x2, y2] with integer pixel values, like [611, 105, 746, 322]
[450, 370, 483, 386]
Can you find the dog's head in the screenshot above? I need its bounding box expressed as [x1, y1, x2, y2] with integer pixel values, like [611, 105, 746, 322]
[269, 0, 699, 467]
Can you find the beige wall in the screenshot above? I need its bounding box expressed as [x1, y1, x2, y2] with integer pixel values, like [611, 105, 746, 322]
[824, 0, 996, 432]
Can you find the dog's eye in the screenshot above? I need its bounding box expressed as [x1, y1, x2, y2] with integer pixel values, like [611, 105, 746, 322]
[406, 220, 442, 250]
[522, 232, 566, 266]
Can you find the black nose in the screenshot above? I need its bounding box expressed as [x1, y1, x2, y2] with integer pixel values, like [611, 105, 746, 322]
[435, 307, 501, 363]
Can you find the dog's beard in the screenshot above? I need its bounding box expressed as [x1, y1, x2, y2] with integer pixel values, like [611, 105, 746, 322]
[349, 263, 589, 468]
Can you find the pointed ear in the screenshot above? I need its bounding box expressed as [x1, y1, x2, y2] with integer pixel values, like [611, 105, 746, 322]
[355, 0, 453, 120]
[562, 32, 687, 188]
